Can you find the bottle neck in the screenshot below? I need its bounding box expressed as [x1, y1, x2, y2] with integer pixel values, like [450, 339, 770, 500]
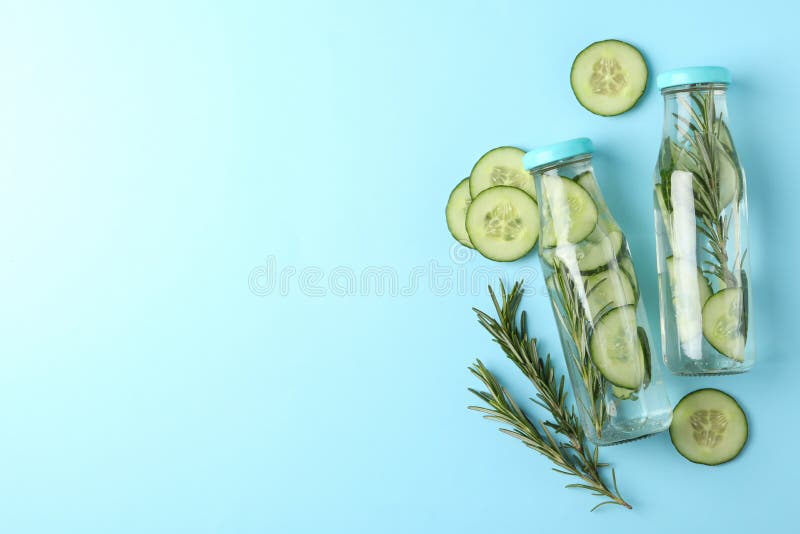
[530, 154, 593, 177]
[661, 84, 730, 137]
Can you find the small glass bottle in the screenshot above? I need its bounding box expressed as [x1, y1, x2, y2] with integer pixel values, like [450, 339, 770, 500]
[524, 138, 672, 445]
[653, 67, 755, 374]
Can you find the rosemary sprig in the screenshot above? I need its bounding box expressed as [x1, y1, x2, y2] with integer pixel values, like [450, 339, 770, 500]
[666, 90, 739, 287]
[550, 263, 608, 435]
[468, 281, 631, 511]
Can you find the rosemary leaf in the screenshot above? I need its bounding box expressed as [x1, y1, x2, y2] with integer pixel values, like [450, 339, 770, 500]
[468, 281, 631, 511]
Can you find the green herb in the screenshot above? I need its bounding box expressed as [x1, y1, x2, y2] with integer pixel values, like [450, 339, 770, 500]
[468, 281, 631, 511]
[550, 263, 608, 436]
[660, 89, 743, 287]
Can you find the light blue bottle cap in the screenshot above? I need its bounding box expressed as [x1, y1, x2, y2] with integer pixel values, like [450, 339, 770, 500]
[523, 138, 594, 170]
[656, 66, 731, 90]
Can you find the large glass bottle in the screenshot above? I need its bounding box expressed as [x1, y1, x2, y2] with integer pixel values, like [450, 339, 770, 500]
[524, 138, 672, 445]
[653, 67, 755, 375]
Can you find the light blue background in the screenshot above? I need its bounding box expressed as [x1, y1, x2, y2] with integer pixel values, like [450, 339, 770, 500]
[1, 1, 796, 532]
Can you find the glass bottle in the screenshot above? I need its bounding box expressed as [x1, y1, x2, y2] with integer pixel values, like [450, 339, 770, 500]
[653, 67, 755, 374]
[524, 138, 672, 445]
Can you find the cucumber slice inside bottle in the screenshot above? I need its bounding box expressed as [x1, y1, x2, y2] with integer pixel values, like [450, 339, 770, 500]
[716, 120, 734, 153]
[618, 256, 639, 301]
[589, 305, 647, 389]
[669, 140, 738, 211]
[540, 245, 555, 267]
[570, 40, 648, 116]
[465, 186, 540, 262]
[540, 175, 598, 246]
[469, 147, 536, 200]
[655, 183, 675, 250]
[611, 385, 636, 400]
[584, 269, 636, 320]
[670, 388, 748, 465]
[445, 178, 474, 248]
[555, 230, 622, 274]
[638, 326, 652, 386]
[741, 271, 750, 339]
[702, 287, 746, 362]
[575, 171, 604, 205]
[715, 148, 738, 209]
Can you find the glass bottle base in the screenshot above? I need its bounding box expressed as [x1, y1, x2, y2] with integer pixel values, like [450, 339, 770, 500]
[664, 359, 754, 376]
[587, 410, 673, 447]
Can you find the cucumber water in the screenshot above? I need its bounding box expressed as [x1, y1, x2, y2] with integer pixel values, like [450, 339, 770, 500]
[528, 143, 670, 445]
[654, 76, 754, 374]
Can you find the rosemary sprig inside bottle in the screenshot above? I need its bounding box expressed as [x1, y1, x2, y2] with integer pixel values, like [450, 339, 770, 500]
[549, 263, 609, 436]
[660, 89, 744, 287]
[468, 281, 631, 511]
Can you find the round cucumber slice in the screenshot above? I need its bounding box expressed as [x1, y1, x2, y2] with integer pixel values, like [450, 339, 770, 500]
[570, 40, 648, 117]
[670, 389, 748, 465]
[445, 178, 474, 248]
[702, 287, 746, 362]
[469, 147, 536, 200]
[555, 230, 623, 274]
[540, 175, 598, 246]
[465, 186, 540, 262]
[584, 269, 636, 320]
[589, 305, 647, 389]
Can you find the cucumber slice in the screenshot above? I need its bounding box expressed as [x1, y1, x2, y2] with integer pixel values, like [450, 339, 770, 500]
[556, 230, 622, 274]
[716, 148, 738, 209]
[584, 269, 636, 320]
[670, 389, 748, 465]
[576, 173, 623, 235]
[670, 140, 700, 174]
[445, 178, 473, 248]
[618, 256, 639, 301]
[570, 40, 648, 116]
[465, 186, 540, 262]
[638, 326, 652, 386]
[611, 385, 636, 400]
[469, 147, 536, 200]
[589, 305, 647, 389]
[575, 171, 604, 204]
[716, 120, 734, 154]
[655, 183, 674, 251]
[702, 288, 746, 362]
[540, 175, 598, 246]
[669, 140, 738, 211]
[741, 271, 750, 339]
[540, 246, 555, 267]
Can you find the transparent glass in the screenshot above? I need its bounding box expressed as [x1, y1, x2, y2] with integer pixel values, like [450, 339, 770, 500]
[653, 84, 755, 374]
[531, 155, 672, 445]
